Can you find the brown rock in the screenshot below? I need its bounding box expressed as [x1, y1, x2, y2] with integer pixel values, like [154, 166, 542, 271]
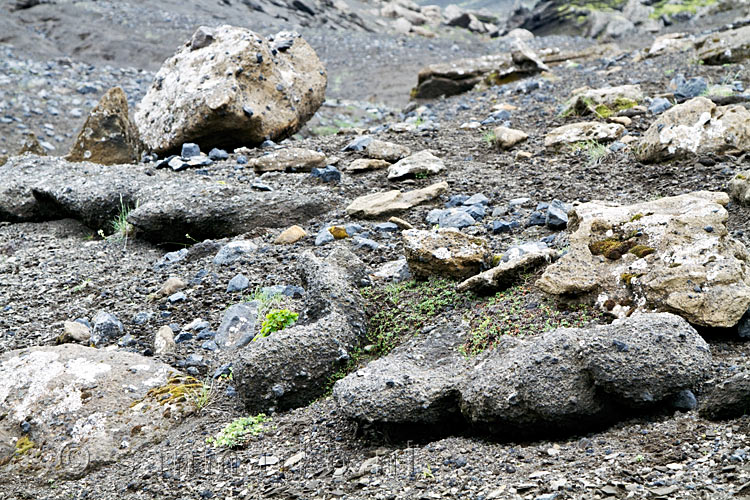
[329, 226, 349, 239]
[346, 181, 449, 218]
[250, 148, 326, 173]
[17, 132, 45, 156]
[156, 277, 186, 298]
[66, 86, 141, 165]
[366, 140, 411, 162]
[60, 321, 91, 344]
[493, 126, 528, 150]
[403, 228, 490, 280]
[275, 225, 307, 244]
[344, 158, 391, 172]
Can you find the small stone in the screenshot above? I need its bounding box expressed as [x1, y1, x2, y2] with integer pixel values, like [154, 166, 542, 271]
[353, 237, 380, 251]
[441, 211, 476, 229]
[329, 226, 349, 239]
[181, 143, 200, 158]
[649, 97, 672, 114]
[311, 165, 341, 183]
[527, 211, 546, 226]
[374, 222, 399, 233]
[672, 389, 697, 411]
[154, 326, 176, 354]
[208, 148, 229, 161]
[315, 227, 335, 246]
[213, 240, 257, 265]
[62, 321, 91, 344]
[168, 292, 187, 303]
[388, 216, 413, 230]
[546, 200, 569, 230]
[227, 274, 250, 293]
[464, 193, 489, 206]
[275, 225, 307, 244]
[202, 340, 218, 351]
[492, 220, 516, 233]
[704, 225, 714, 233]
[91, 311, 124, 347]
[157, 277, 186, 298]
[493, 126, 528, 150]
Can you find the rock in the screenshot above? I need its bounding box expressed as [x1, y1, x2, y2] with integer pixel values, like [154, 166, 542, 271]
[402, 228, 490, 280]
[61, 320, 91, 344]
[545, 122, 625, 148]
[545, 199, 568, 229]
[310, 165, 341, 183]
[315, 227, 335, 246]
[373, 258, 412, 282]
[560, 85, 642, 117]
[537, 191, 750, 328]
[636, 97, 750, 162]
[493, 126, 528, 150]
[333, 325, 469, 426]
[365, 139, 411, 162]
[648, 97, 672, 114]
[700, 371, 750, 420]
[208, 148, 229, 161]
[154, 325, 176, 354]
[342, 135, 372, 152]
[329, 226, 349, 239]
[672, 389, 698, 411]
[335, 313, 710, 434]
[458, 246, 558, 294]
[213, 240, 258, 266]
[17, 132, 46, 155]
[181, 143, 200, 158]
[387, 150, 445, 180]
[233, 248, 367, 412]
[389, 216, 413, 230]
[346, 181, 449, 218]
[227, 273, 250, 293]
[156, 277, 186, 298]
[412, 42, 548, 99]
[648, 33, 692, 57]
[463, 313, 709, 433]
[505, 28, 534, 40]
[353, 236, 379, 251]
[393, 17, 413, 35]
[275, 225, 307, 244]
[91, 310, 123, 347]
[215, 302, 259, 350]
[249, 148, 327, 173]
[344, 158, 391, 172]
[0, 345, 190, 475]
[66, 87, 141, 165]
[695, 25, 750, 65]
[135, 26, 326, 153]
[0, 156, 329, 244]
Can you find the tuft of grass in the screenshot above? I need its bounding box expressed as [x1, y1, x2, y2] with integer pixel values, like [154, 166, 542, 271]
[110, 194, 137, 240]
[572, 140, 609, 166]
[483, 130, 496, 146]
[142, 374, 217, 413]
[649, 0, 717, 19]
[206, 414, 271, 448]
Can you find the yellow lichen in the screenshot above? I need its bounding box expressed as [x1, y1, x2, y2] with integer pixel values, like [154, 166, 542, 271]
[15, 436, 34, 455]
[629, 245, 655, 258]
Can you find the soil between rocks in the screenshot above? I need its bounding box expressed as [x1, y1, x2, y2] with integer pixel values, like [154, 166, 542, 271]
[2, 1, 750, 499]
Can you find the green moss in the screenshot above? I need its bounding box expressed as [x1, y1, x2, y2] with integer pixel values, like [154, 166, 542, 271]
[620, 273, 639, 286]
[629, 245, 655, 258]
[629, 213, 643, 222]
[737, 174, 747, 180]
[649, 0, 717, 19]
[612, 97, 638, 111]
[589, 238, 637, 260]
[15, 436, 34, 455]
[594, 104, 613, 118]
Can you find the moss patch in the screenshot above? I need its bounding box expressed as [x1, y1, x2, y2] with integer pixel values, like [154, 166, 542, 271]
[629, 245, 655, 258]
[589, 238, 637, 260]
[15, 436, 34, 455]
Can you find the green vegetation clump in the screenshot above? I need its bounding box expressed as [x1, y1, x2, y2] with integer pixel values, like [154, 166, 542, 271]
[572, 140, 609, 166]
[594, 104, 613, 118]
[612, 97, 638, 111]
[110, 194, 137, 240]
[206, 414, 271, 448]
[462, 282, 603, 356]
[257, 309, 299, 338]
[629, 245, 656, 258]
[483, 130, 496, 146]
[620, 273, 640, 286]
[15, 436, 34, 455]
[650, 0, 717, 19]
[629, 213, 643, 222]
[589, 238, 637, 260]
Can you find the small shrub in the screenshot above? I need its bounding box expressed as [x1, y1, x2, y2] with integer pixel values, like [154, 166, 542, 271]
[206, 414, 271, 448]
[257, 309, 298, 339]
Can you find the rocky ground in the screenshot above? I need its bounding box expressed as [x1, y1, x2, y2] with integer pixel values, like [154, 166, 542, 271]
[3, 0, 750, 499]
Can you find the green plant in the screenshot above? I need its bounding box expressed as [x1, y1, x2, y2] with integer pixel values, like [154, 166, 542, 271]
[415, 172, 428, 179]
[483, 130, 496, 146]
[257, 309, 299, 339]
[143, 374, 216, 413]
[572, 140, 608, 166]
[110, 194, 137, 240]
[70, 279, 91, 293]
[245, 287, 282, 316]
[187, 376, 218, 412]
[206, 414, 271, 448]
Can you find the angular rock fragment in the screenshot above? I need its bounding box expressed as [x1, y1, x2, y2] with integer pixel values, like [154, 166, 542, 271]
[346, 181, 449, 218]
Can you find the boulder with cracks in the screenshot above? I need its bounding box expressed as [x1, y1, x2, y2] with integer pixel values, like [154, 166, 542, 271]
[233, 247, 367, 413]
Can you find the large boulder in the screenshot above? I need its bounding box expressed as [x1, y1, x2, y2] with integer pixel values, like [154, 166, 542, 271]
[560, 84, 642, 117]
[461, 313, 710, 433]
[695, 25, 750, 65]
[537, 191, 750, 328]
[335, 313, 710, 436]
[233, 248, 367, 412]
[635, 97, 750, 163]
[135, 26, 327, 154]
[403, 228, 490, 280]
[411, 42, 547, 99]
[0, 344, 190, 476]
[0, 155, 330, 244]
[66, 87, 141, 165]
[346, 181, 448, 218]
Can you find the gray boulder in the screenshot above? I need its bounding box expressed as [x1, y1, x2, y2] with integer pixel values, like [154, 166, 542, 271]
[0, 155, 330, 244]
[215, 302, 259, 350]
[335, 313, 711, 437]
[233, 248, 367, 412]
[0, 345, 190, 476]
[135, 26, 326, 154]
[699, 371, 750, 420]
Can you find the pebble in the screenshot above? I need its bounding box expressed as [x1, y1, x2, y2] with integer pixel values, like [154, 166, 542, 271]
[311, 165, 341, 183]
[227, 273, 250, 293]
[168, 291, 187, 303]
[208, 148, 229, 160]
